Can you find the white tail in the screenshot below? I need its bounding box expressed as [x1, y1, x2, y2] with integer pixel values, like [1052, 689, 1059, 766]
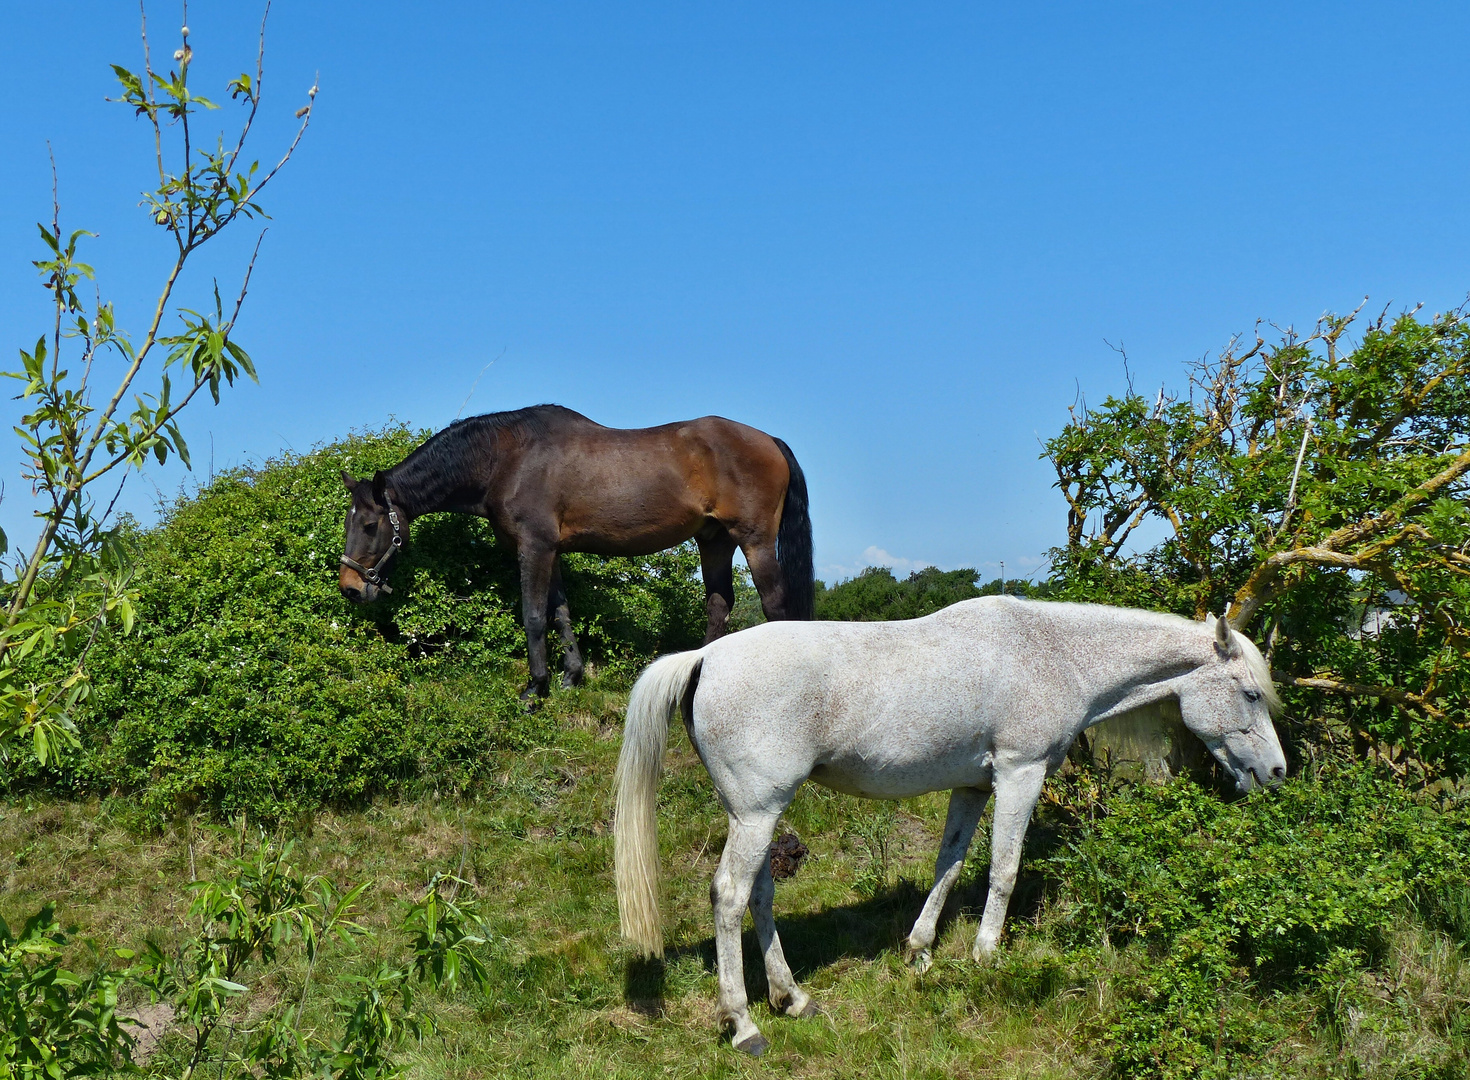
[614, 649, 705, 957]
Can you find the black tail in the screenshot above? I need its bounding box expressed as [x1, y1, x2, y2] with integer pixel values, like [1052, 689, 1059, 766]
[772, 437, 815, 620]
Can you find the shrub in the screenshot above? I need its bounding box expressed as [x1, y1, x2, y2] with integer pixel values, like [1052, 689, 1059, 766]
[0, 906, 136, 1077]
[9, 426, 705, 822]
[1036, 763, 1470, 1076]
[1044, 306, 1470, 775]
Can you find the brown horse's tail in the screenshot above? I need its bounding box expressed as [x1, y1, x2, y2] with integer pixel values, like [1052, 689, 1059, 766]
[771, 437, 815, 620]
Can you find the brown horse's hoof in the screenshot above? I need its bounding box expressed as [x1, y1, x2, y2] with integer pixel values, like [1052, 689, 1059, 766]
[734, 1033, 769, 1057]
[519, 682, 549, 710]
[560, 669, 584, 689]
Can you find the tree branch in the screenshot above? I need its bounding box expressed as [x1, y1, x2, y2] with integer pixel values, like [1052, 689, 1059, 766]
[1276, 672, 1450, 724]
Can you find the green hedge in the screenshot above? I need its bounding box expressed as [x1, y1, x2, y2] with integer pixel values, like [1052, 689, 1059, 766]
[1036, 763, 1470, 1077]
[18, 426, 705, 822]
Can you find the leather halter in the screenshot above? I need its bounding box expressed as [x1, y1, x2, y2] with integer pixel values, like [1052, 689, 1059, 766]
[340, 505, 404, 595]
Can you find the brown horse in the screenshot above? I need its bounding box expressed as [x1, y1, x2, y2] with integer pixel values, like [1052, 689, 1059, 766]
[338, 405, 814, 701]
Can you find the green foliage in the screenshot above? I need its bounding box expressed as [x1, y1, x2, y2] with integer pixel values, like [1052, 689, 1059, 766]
[815, 565, 1045, 622]
[0, 906, 136, 1077]
[8, 426, 704, 822]
[1, 16, 314, 769]
[1036, 763, 1470, 1076]
[1046, 307, 1470, 774]
[73, 832, 494, 1080]
[845, 800, 898, 898]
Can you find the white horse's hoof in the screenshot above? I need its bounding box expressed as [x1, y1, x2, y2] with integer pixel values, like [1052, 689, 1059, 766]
[790, 999, 820, 1019]
[734, 1032, 770, 1057]
[911, 949, 933, 974]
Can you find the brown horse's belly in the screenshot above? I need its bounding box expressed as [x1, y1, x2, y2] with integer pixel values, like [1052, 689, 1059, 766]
[558, 506, 706, 556]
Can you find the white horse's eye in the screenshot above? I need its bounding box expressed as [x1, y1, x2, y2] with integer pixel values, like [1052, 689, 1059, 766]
[1244, 688, 1261, 702]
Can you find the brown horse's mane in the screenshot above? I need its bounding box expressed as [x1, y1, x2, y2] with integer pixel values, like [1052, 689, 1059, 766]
[384, 404, 590, 515]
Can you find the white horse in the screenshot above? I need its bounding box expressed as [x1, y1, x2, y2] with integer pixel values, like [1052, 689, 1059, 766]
[614, 597, 1286, 1055]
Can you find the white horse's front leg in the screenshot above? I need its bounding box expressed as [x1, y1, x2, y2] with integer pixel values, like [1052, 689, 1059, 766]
[973, 763, 1046, 960]
[906, 786, 989, 970]
[711, 816, 779, 1055]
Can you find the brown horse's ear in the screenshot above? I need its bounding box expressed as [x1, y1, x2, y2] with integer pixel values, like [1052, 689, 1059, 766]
[1214, 613, 1240, 659]
[372, 470, 388, 506]
[341, 470, 357, 495]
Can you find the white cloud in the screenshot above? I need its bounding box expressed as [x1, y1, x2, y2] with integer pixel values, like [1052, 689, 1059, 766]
[862, 546, 932, 574]
[819, 546, 933, 584]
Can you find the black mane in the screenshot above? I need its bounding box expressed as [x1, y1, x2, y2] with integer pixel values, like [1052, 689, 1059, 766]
[384, 404, 589, 515]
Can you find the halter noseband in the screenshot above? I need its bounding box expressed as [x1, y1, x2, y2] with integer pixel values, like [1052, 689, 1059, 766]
[340, 505, 404, 595]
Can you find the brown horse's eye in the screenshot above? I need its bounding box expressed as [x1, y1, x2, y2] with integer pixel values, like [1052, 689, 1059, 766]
[363, 521, 378, 535]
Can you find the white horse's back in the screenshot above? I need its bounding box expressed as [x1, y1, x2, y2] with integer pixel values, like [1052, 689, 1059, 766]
[689, 597, 1083, 802]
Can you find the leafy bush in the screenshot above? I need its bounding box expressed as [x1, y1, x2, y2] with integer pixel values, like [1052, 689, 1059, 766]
[7, 834, 492, 1079]
[1, 906, 136, 1077]
[0, 16, 314, 772]
[1035, 763, 1470, 1076]
[8, 426, 705, 822]
[1045, 306, 1470, 775]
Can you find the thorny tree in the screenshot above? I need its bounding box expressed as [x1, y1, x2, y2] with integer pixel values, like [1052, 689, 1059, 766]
[0, 6, 315, 766]
[1045, 303, 1470, 774]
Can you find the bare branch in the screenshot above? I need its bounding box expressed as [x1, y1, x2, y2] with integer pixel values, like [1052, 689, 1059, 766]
[1277, 672, 1450, 724]
[229, 230, 267, 329]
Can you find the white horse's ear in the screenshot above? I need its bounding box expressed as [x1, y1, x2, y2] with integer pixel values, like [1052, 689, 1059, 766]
[1214, 613, 1239, 658]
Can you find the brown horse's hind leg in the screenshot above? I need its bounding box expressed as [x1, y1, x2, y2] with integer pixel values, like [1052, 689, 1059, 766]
[517, 543, 556, 704]
[548, 559, 584, 688]
[738, 537, 790, 623]
[696, 526, 738, 642]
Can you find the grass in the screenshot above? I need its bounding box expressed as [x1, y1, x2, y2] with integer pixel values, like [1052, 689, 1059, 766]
[3, 676, 1468, 1079]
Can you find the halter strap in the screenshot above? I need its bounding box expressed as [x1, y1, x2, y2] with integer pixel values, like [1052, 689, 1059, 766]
[340, 505, 404, 594]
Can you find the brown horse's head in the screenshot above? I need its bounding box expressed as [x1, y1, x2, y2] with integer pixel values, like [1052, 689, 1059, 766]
[339, 470, 405, 602]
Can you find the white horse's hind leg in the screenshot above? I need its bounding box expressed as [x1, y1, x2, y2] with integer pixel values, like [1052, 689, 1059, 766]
[905, 786, 989, 970]
[711, 815, 780, 1056]
[748, 857, 815, 1018]
[972, 763, 1047, 960]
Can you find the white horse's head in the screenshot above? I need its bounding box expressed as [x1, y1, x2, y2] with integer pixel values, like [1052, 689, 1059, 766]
[1176, 616, 1288, 793]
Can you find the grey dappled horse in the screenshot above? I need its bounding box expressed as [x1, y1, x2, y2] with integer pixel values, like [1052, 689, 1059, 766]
[614, 597, 1287, 1055]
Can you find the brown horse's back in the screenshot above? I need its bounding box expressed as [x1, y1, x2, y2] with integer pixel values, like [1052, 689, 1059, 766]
[514, 415, 791, 557]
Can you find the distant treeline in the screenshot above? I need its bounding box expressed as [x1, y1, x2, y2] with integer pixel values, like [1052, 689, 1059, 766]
[814, 566, 1051, 622]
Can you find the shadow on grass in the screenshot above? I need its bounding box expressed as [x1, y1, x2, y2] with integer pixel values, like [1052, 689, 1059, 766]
[622, 882, 926, 1022]
[618, 795, 1083, 1013]
[621, 865, 1055, 1013]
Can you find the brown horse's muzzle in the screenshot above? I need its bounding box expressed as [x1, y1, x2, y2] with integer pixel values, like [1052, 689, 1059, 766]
[339, 565, 380, 603]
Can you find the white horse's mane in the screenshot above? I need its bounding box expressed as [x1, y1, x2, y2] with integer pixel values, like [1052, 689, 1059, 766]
[1230, 625, 1283, 715]
[989, 598, 1282, 715]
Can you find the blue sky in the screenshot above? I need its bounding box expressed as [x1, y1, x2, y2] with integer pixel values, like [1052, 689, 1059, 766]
[2, 2, 1468, 583]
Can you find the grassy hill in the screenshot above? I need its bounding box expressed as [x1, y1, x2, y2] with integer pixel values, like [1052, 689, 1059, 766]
[5, 679, 1467, 1078]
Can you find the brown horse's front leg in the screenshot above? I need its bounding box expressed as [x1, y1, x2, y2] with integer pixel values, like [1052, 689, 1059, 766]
[548, 559, 584, 688]
[518, 544, 556, 705]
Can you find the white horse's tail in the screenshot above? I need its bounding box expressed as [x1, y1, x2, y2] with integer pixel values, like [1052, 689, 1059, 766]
[614, 648, 705, 957]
